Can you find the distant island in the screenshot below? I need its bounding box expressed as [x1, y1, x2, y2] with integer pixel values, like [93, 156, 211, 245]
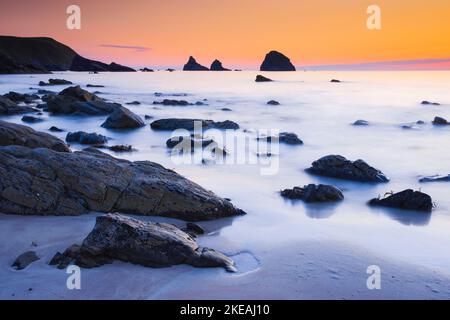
[0, 36, 135, 74]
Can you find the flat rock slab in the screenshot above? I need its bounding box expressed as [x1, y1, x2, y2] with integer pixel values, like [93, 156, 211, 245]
[50, 213, 236, 272]
[0, 146, 245, 220]
[0, 120, 70, 152]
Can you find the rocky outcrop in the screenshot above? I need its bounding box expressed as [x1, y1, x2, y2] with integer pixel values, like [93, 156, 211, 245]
[0, 96, 36, 115]
[39, 79, 73, 86]
[306, 155, 389, 182]
[66, 131, 109, 145]
[281, 184, 344, 202]
[260, 51, 295, 71]
[0, 36, 135, 73]
[369, 189, 433, 212]
[183, 56, 209, 71]
[210, 59, 230, 71]
[432, 116, 449, 125]
[255, 75, 273, 82]
[50, 213, 236, 271]
[101, 106, 145, 129]
[0, 146, 245, 220]
[12, 251, 40, 270]
[46, 86, 121, 115]
[0, 120, 70, 152]
[419, 174, 450, 183]
[151, 118, 239, 131]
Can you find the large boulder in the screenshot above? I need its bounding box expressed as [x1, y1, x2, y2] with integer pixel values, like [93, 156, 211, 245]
[183, 56, 209, 71]
[369, 189, 433, 212]
[432, 116, 449, 125]
[260, 50, 296, 71]
[101, 106, 145, 129]
[0, 96, 36, 115]
[281, 184, 344, 203]
[151, 118, 239, 131]
[46, 86, 121, 115]
[210, 59, 230, 71]
[0, 146, 245, 220]
[0, 120, 70, 152]
[50, 213, 236, 272]
[306, 155, 389, 182]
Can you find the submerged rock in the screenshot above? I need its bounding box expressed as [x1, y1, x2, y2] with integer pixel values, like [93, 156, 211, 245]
[153, 99, 191, 106]
[46, 86, 121, 115]
[49, 126, 64, 132]
[166, 136, 217, 149]
[151, 118, 239, 131]
[0, 96, 36, 115]
[281, 184, 344, 203]
[12, 251, 40, 270]
[267, 100, 280, 105]
[421, 100, 440, 106]
[369, 189, 433, 212]
[0, 120, 70, 152]
[255, 75, 273, 82]
[330, 79, 341, 83]
[432, 116, 449, 125]
[86, 84, 105, 88]
[50, 213, 236, 271]
[0, 146, 245, 220]
[306, 155, 389, 182]
[140, 67, 154, 72]
[21, 115, 43, 123]
[66, 131, 109, 145]
[353, 120, 369, 126]
[419, 174, 450, 183]
[101, 106, 145, 129]
[126, 101, 141, 105]
[183, 56, 209, 71]
[258, 132, 303, 145]
[210, 59, 230, 71]
[260, 51, 296, 71]
[39, 79, 73, 86]
[3, 92, 39, 104]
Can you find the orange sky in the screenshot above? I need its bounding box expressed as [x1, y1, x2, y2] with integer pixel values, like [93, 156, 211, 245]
[1, 0, 450, 69]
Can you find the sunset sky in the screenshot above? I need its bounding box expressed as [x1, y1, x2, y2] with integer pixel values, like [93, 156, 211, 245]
[1, 0, 450, 69]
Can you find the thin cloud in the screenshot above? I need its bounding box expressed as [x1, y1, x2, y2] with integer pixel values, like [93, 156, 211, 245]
[100, 44, 151, 52]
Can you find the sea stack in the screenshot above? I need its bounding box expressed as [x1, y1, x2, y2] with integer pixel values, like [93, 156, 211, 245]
[260, 50, 296, 71]
[210, 59, 230, 71]
[183, 56, 209, 71]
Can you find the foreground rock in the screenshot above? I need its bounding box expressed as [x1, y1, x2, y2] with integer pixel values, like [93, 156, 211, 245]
[50, 213, 236, 271]
[3, 92, 39, 103]
[369, 189, 433, 212]
[255, 75, 273, 82]
[151, 118, 239, 131]
[166, 136, 217, 149]
[0, 36, 135, 73]
[47, 86, 121, 115]
[306, 155, 389, 182]
[0, 120, 70, 152]
[432, 116, 449, 125]
[183, 56, 209, 71]
[12, 251, 40, 270]
[101, 106, 145, 129]
[39, 79, 73, 86]
[0, 146, 245, 220]
[0, 96, 36, 115]
[210, 59, 230, 71]
[260, 50, 296, 71]
[419, 174, 450, 183]
[281, 184, 344, 203]
[66, 131, 109, 145]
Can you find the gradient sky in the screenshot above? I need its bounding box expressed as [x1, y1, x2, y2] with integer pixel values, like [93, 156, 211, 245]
[1, 0, 450, 69]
